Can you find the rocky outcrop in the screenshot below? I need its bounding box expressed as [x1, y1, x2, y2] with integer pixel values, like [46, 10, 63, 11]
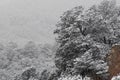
[107, 45, 120, 80]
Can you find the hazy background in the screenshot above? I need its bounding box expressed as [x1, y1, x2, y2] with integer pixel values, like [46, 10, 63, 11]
[0, 0, 119, 46]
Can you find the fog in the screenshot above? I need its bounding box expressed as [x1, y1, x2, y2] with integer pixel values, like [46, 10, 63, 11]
[0, 0, 119, 45]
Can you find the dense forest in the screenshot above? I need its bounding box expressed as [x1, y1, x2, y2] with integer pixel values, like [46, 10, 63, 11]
[1, 0, 120, 80]
[0, 41, 57, 80]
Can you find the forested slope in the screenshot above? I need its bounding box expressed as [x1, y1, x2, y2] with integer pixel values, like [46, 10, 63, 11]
[0, 41, 56, 80]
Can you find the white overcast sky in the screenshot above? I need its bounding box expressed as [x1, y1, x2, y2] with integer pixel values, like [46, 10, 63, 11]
[0, 0, 120, 45]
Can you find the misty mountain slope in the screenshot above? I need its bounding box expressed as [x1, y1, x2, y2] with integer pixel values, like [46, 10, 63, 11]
[0, 0, 56, 45]
[0, 0, 105, 46]
[0, 42, 56, 80]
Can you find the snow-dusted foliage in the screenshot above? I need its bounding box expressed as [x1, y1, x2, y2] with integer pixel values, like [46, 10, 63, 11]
[0, 41, 56, 80]
[54, 0, 120, 79]
[112, 74, 120, 80]
[72, 42, 109, 79]
[58, 75, 91, 80]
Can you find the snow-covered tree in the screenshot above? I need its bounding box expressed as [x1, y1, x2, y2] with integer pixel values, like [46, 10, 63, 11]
[54, 0, 120, 79]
